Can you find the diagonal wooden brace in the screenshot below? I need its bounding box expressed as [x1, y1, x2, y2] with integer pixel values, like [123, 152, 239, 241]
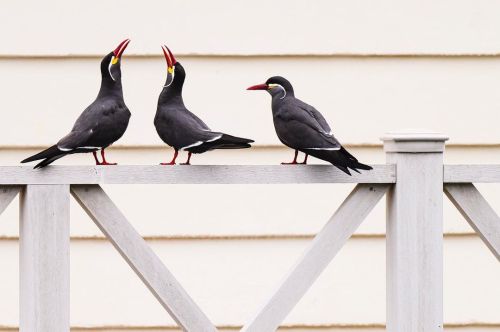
[445, 183, 500, 261]
[71, 185, 218, 332]
[242, 183, 390, 332]
[0, 185, 21, 216]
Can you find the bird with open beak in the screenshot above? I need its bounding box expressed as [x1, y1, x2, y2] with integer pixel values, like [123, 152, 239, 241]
[21, 39, 132, 168]
[154, 45, 254, 165]
[247, 76, 372, 175]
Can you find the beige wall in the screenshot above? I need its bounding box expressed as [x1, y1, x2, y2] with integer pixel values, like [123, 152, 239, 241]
[0, 0, 499, 330]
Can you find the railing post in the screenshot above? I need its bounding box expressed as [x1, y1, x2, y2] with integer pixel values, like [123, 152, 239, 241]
[382, 131, 448, 332]
[20, 185, 70, 332]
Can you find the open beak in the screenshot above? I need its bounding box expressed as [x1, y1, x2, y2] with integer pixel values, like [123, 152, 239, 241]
[247, 83, 269, 90]
[113, 39, 131, 59]
[161, 45, 177, 73]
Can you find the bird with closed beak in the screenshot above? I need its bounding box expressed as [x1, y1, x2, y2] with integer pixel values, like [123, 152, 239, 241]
[154, 45, 254, 165]
[247, 76, 372, 175]
[21, 39, 132, 168]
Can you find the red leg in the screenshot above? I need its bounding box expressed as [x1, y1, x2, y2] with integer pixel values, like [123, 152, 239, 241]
[281, 150, 299, 165]
[180, 152, 192, 165]
[299, 154, 308, 165]
[92, 151, 101, 165]
[99, 149, 117, 165]
[161, 149, 178, 165]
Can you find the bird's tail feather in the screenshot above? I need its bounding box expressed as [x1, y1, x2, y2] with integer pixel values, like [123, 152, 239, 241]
[21, 145, 62, 163]
[304, 147, 372, 175]
[187, 134, 254, 153]
[213, 134, 254, 149]
[33, 154, 67, 169]
[21, 145, 68, 169]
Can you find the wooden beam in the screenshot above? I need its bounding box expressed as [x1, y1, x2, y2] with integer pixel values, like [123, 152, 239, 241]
[445, 165, 500, 183]
[19, 185, 70, 332]
[242, 183, 390, 332]
[71, 185, 217, 332]
[0, 186, 21, 216]
[383, 131, 446, 332]
[444, 183, 500, 261]
[0, 165, 395, 185]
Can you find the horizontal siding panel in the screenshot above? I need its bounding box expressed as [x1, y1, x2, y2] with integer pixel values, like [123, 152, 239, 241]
[1, 57, 500, 146]
[1, 327, 499, 332]
[0, 237, 498, 327]
[1, 1, 500, 55]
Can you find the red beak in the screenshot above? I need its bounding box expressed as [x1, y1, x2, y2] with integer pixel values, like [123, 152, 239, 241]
[161, 44, 177, 67]
[247, 83, 269, 90]
[113, 39, 131, 58]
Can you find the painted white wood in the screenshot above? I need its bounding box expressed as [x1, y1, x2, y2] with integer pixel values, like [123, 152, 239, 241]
[384, 131, 446, 332]
[2, 1, 500, 55]
[242, 183, 390, 332]
[444, 165, 500, 183]
[70, 185, 218, 332]
[5, 58, 500, 147]
[0, 165, 395, 185]
[0, 186, 21, 215]
[19, 185, 70, 332]
[1, 237, 500, 328]
[444, 183, 500, 261]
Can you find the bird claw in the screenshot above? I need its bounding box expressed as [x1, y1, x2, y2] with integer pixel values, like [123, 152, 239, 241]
[160, 162, 176, 165]
[97, 162, 117, 166]
[281, 161, 298, 165]
[180, 162, 191, 165]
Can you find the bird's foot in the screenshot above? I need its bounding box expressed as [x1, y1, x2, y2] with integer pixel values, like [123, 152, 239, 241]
[160, 162, 176, 165]
[180, 162, 191, 165]
[281, 161, 298, 165]
[97, 161, 117, 166]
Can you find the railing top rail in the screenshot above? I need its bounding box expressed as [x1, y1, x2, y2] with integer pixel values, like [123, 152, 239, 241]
[444, 165, 500, 183]
[0, 165, 395, 185]
[4, 164, 500, 185]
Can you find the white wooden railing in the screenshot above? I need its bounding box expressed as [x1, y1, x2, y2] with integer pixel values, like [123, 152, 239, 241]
[0, 130, 499, 332]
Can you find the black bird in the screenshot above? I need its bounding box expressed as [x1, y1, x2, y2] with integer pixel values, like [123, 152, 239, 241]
[154, 45, 254, 165]
[247, 76, 372, 175]
[21, 39, 132, 169]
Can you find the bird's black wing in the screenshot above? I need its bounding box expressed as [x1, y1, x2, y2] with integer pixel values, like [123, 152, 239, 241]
[171, 110, 253, 152]
[156, 106, 220, 148]
[185, 109, 210, 131]
[275, 99, 371, 174]
[274, 100, 341, 150]
[59, 99, 130, 150]
[296, 100, 332, 135]
[57, 129, 95, 151]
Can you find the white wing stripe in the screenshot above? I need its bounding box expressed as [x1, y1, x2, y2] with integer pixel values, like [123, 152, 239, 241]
[205, 134, 223, 143]
[181, 141, 204, 150]
[181, 135, 223, 150]
[305, 147, 341, 151]
[58, 146, 100, 152]
[79, 146, 101, 150]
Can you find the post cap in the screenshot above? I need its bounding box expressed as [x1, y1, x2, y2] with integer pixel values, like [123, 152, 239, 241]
[381, 129, 449, 153]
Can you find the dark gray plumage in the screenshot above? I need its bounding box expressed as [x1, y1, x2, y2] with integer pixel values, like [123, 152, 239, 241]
[154, 46, 253, 165]
[247, 76, 372, 175]
[21, 39, 131, 168]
